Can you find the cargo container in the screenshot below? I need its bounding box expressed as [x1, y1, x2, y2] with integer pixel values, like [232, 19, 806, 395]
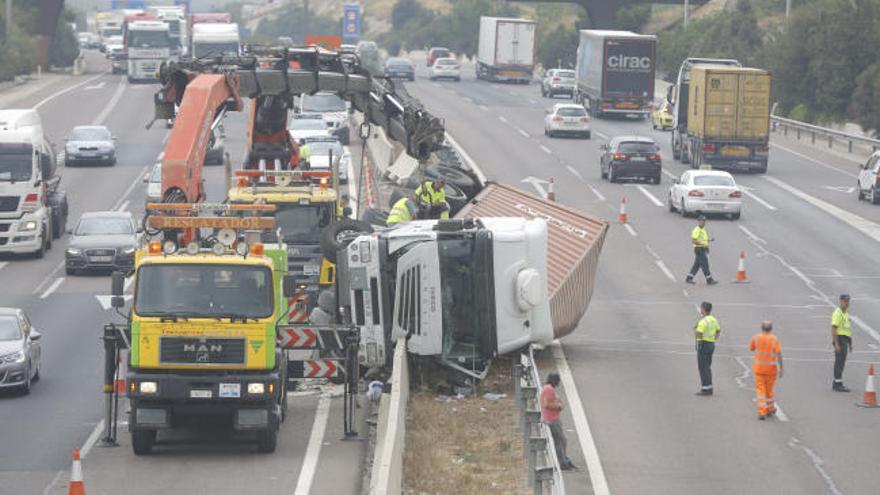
[574, 30, 656, 117]
[476, 17, 537, 83]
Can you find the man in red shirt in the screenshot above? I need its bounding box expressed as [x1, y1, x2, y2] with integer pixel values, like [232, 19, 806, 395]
[749, 321, 784, 420]
[541, 372, 576, 470]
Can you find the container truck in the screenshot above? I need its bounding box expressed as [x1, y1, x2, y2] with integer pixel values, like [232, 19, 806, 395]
[149, 6, 187, 56]
[187, 12, 232, 46]
[574, 30, 656, 118]
[125, 20, 171, 82]
[191, 22, 240, 59]
[680, 65, 771, 172]
[331, 182, 608, 378]
[668, 58, 741, 163]
[476, 17, 536, 83]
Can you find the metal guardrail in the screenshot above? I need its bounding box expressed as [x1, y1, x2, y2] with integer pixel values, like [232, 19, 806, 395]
[370, 338, 409, 495]
[770, 115, 880, 155]
[514, 346, 566, 495]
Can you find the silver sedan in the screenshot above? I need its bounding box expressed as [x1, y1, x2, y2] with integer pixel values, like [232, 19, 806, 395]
[0, 308, 41, 394]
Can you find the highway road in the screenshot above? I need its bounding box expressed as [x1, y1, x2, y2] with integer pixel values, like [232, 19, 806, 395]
[0, 53, 365, 495]
[405, 54, 880, 494]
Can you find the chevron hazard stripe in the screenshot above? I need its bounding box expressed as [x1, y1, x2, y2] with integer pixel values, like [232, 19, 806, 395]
[287, 359, 339, 379]
[278, 326, 318, 349]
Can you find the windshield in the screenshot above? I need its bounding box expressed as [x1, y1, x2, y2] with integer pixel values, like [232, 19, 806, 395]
[0, 153, 33, 182]
[618, 142, 659, 153]
[301, 94, 346, 113]
[694, 175, 735, 186]
[127, 30, 170, 48]
[102, 28, 122, 38]
[432, 49, 450, 58]
[75, 217, 133, 236]
[556, 70, 575, 79]
[0, 316, 21, 341]
[288, 119, 328, 131]
[307, 141, 343, 156]
[274, 204, 333, 242]
[437, 238, 478, 348]
[557, 107, 586, 117]
[387, 59, 411, 68]
[193, 42, 239, 58]
[70, 127, 111, 141]
[135, 264, 274, 319]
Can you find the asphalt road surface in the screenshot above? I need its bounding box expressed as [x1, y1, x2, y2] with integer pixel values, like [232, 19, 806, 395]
[406, 53, 880, 495]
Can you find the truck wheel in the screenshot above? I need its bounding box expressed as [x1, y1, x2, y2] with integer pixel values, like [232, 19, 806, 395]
[424, 165, 483, 198]
[256, 428, 278, 453]
[321, 219, 373, 263]
[33, 229, 47, 259]
[858, 185, 866, 201]
[132, 430, 156, 455]
[672, 138, 681, 160]
[873, 187, 880, 205]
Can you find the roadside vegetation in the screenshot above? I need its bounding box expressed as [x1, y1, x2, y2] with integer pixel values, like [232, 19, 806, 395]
[0, 5, 79, 81]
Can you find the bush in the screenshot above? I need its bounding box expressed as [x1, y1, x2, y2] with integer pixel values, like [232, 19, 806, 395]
[616, 5, 652, 32]
[787, 103, 812, 123]
[50, 15, 79, 68]
[536, 26, 578, 70]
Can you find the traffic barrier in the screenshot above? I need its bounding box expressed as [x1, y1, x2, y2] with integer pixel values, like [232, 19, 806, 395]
[733, 250, 749, 283]
[115, 350, 127, 394]
[68, 448, 85, 495]
[618, 196, 627, 223]
[547, 177, 556, 201]
[856, 364, 879, 408]
[370, 338, 408, 495]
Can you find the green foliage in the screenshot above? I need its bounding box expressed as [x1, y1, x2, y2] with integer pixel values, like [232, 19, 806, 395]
[853, 63, 880, 133]
[51, 15, 80, 68]
[616, 5, 652, 33]
[0, 26, 35, 81]
[536, 26, 578, 70]
[254, 7, 339, 44]
[788, 103, 812, 123]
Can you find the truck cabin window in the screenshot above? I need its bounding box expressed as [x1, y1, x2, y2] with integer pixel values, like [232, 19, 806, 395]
[127, 31, 170, 48]
[0, 152, 33, 182]
[437, 238, 477, 342]
[193, 42, 239, 58]
[273, 204, 332, 242]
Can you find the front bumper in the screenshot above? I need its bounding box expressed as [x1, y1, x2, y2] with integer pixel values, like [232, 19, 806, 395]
[66, 152, 115, 165]
[684, 198, 742, 214]
[0, 361, 28, 388]
[66, 250, 134, 271]
[127, 370, 282, 431]
[0, 216, 43, 253]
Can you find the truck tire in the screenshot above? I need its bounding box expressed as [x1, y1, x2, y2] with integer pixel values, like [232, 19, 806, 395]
[672, 135, 681, 160]
[321, 219, 373, 263]
[256, 428, 278, 453]
[424, 165, 483, 198]
[443, 183, 469, 216]
[132, 429, 156, 455]
[33, 228, 47, 259]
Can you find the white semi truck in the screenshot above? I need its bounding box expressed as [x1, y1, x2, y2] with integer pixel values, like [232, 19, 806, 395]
[149, 6, 187, 56]
[191, 22, 241, 59]
[125, 20, 172, 82]
[476, 16, 537, 83]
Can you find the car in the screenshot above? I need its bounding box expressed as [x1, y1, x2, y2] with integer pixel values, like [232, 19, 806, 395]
[600, 136, 662, 183]
[298, 92, 351, 144]
[857, 151, 880, 204]
[652, 101, 673, 130]
[429, 58, 460, 81]
[668, 169, 743, 219]
[302, 136, 348, 183]
[143, 163, 162, 206]
[65, 211, 139, 275]
[427, 47, 451, 67]
[77, 32, 98, 49]
[544, 103, 590, 139]
[288, 117, 331, 143]
[541, 69, 575, 98]
[0, 308, 41, 394]
[64, 125, 116, 167]
[384, 57, 415, 81]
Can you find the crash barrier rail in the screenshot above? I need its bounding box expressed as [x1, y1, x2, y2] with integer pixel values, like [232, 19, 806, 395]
[514, 346, 566, 495]
[352, 112, 386, 210]
[370, 338, 409, 495]
[770, 115, 880, 157]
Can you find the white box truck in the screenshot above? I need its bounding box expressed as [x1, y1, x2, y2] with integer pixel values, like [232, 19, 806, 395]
[191, 22, 241, 59]
[476, 16, 536, 84]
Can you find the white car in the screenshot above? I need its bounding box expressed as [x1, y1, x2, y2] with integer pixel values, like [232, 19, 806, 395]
[544, 103, 590, 139]
[301, 136, 348, 183]
[287, 117, 331, 143]
[429, 58, 461, 81]
[668, 169, 742, 219]
[857, 151, 880, 204]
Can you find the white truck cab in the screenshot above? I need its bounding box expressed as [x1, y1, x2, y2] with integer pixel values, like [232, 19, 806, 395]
[191, 23, 240, 59]
[0, 110, 55, 257]
[125, 20, 171, 82]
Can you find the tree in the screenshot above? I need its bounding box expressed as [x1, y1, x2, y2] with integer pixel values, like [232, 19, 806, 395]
[853, 63, 880, 134]
[536, 26, 578, 70]
[391, 0, 430, 31]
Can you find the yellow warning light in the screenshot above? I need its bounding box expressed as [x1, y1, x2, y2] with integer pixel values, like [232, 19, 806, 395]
[148, 242, 162, 255]
[320, 178, 328, 190]
[250, 243, 265, 256]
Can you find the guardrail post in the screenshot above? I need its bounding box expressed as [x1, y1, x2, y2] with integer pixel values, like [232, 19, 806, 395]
[535, 465, 555, 495]
[812, 130, 816, 144]
[797, 128, 801, 140]
[523, 409, 540, 459]
[784, 124, 788, 136]
[850, 140, 853, 153]
[829, 135, 833, 149]
[528, 436, 547, 492]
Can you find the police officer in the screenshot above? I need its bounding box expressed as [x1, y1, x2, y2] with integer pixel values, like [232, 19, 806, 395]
[695, 301, 721, 396]
[298, 138, 311, 168]
[414, 179, 450, 220]
[685, 215, 717, 285]
[831, 294, 853, 392]
[386, 195, 420, 226]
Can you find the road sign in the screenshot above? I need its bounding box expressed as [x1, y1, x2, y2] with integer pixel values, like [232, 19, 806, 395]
[278, 326, 319, 349]
[288, 359, 339, 379]
[111, 0, 146, 8]
[305, 36, 342, 50]
[342, 4, 361, 41]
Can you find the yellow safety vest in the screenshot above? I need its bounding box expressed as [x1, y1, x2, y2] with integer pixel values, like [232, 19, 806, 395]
[691, 226, 709, 248]
[299, 144, 311, 162]
[832, 308, 852, 337]
[415, 181, 446, 206]
[697, 315, 720, 342]
[387, 197, 417, 225]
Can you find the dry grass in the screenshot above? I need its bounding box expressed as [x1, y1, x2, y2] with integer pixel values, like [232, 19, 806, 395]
[403, 360, 529, 495]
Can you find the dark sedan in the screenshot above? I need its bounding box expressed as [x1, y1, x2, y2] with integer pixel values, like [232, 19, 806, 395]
[600, 136, 662, 184]
[65, 211, 139, 275]
[0, 308, 41, 394]
[384, 57, 415, 81]
[64, 125, 116, 167]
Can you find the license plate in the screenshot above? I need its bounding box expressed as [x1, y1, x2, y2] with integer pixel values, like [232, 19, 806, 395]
[564, 121, 580, 126]
[219, 383, 241, 398]
[303, 264, 320, 276]
[89, 255, 113, 263]
[630, 156, 647, 162]
[721, 147, 750, 157]
[190, 390, 212, 399]
[615, 103, 639, 109]
[708, 203, 725, 208]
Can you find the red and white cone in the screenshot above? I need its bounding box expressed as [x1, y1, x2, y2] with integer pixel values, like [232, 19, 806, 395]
[547, 177, 556, 201]
[856, 364, 879, 408]
[733, 250, 749, 283]
[115, 349, 128, 394]
[618, 196, 628, 223]
[68, 448, 85, 495]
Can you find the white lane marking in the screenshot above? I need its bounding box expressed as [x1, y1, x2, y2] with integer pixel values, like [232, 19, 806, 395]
[523, 179, 547, 197]
[112, 164, 151, 211]
[662, 169, 677, 180]
[851, 315, 880, 347]
[80, 419, 105, 458]
[498, 115, 509, 124]
[293, 395, 332, 495]
[445, 133, 487, 183]
[34, 71, 108, 109]
[508, 90, 517, 96]
[91, 76, 127, 125]
[771, 142, 858, 179]
[31, 261, 64, 295]
[823, 186, 855, 194]
[157, 151, 164, 161]
[788, 437, 844, 495]
[566, 165, 584, 182]
[738, 225, 767, 244]
[775, 404, 790, 422]
[636, 185, 664, 207]
[516, 127, 529, 138]
[656, 260, 676, 282]
[162, 132, 170, 144]
[623, 223, 638, 237]
[117, 200, 130, 212]
[0, 261, 7, 271]
[742, 189, 777, 211]
[540, 145, 553, 155]
[765, 176, 880, 243]
[84, 81, 106, 90]
[41, 470, 64, 495]
[551, 343, 610, 495]
[594, 130, 609, 140]
[478, 105, 489, 111]
[431, 82, 441, 88]
[587, 184, 605, 201]
[39, 277, 65, 299]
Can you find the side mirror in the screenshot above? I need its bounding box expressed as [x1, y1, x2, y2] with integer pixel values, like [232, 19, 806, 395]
[30, 330, 41, 341]
[666, 85, 674, 104]
[282, 275, 298, 298]
[673, 178, 680, 184]
[111, 271, 125, 308]
[136, 227, 144, 234]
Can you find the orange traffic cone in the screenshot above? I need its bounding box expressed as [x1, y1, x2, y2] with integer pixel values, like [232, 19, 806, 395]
[115, 350, 127, 394]
[68, 448, 85, 495]
[856, 364, 879, 408]
[618, 196, 628, 223]
[733, 250, 749, 283]
[547, 177, 556, 201]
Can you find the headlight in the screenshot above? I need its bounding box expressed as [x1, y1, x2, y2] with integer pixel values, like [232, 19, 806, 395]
[247, 382, 265, 394]
[122, 247, 136, 255]
[1, 351, 25, 364]
[139, 381, 158, 394]
[66, 248, 82, 256]
[19, 220, 38, 232]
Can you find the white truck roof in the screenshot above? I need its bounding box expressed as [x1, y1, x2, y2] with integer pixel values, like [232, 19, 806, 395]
[0, 110, 42, 133]
[129, 20, 169, 31]
[193, 23, 240, 38]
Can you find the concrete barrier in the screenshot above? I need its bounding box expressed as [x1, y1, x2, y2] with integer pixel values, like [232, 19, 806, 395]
[370, 338, 409, 495]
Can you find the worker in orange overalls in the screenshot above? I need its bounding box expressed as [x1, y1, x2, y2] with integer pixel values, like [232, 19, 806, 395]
[749, 321, 784, 420]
